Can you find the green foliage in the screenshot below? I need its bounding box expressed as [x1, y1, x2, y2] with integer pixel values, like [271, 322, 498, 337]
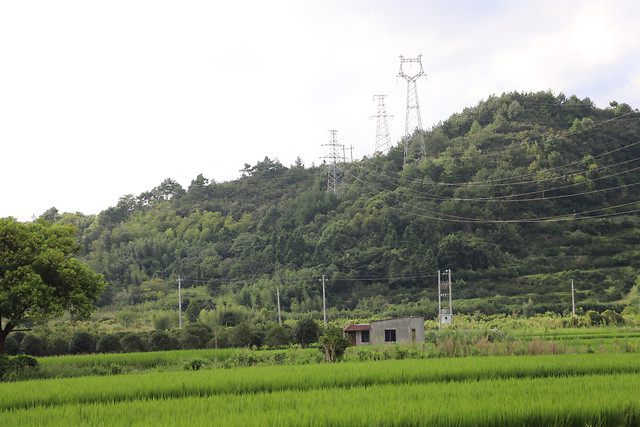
[120, 333, 147, 353]
[0, 354, 38, 382]
[148, 331, 177, 352]
[30, 90, 640, 325]
[96, 335, 122, 354]
[68, 332, 96, 355]
[294, 318, 321, 347]
[264, 324, 293, 348]
[0, 218, 105, 353]
[318, 326, 350, 362]
[19, 335, 45, 357]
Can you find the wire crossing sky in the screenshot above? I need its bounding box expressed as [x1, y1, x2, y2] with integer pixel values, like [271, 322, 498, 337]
[1, 0, 639, 221]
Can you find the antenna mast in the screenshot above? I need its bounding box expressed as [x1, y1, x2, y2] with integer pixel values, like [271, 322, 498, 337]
[372, 95, 392, 155]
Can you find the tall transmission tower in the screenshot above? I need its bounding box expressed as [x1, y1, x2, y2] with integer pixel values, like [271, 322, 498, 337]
[372, 95, 392, 155]
[322, 130, 344, 194]
[398, 54, 426, 165]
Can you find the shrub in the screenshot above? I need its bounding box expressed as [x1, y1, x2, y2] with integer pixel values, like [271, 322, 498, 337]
[179, 324, 213, 349]
[120, 333, 147, 353]
[68, 332, 96, 354]
[149, 331, 178, 351]
[294, 318, 321, 347]
[1, 354, 38, 381]
[19, 334, 44, 357]
[96, 335, 122, 353]
[231, 322, 256, 348]
[47, 337, 70, 356]
[183, 358, 207, 371]
[264, 324, 293, 348]
[4, 334, 22, 356]
[152, 312, 173, 330]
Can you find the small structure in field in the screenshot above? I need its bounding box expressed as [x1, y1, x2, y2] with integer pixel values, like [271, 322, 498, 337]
[343, 316, 425, 346]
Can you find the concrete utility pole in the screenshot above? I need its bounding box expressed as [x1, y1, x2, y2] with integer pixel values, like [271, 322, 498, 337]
[571, 279, 576, 316]
[214, 305, 218, 349]
[438, 269, 453, 329]
[178, 276, 182, 329]
[277, 287, 282, 325]
[438, 270, 441, 329]
[322, 275, 327, 327]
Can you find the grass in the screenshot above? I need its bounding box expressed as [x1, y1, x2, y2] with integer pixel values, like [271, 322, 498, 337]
[2, 353, 640, 412]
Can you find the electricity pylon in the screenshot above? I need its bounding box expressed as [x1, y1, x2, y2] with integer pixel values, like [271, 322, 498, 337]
[322, 130, 343, 194]
[372, 95, 392, 155]
[398, 54, 426, 165]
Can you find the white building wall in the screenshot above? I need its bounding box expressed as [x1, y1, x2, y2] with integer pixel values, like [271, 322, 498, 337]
[369, 317, 425, 345]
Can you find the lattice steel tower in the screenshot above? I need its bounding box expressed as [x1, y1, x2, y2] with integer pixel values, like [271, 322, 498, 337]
[322, 130, 344, 194]
[372, 95, 392, 155]
[398, 54, 426, 164]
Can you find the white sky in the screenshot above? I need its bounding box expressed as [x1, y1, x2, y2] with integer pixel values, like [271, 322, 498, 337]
[1, 0, 639, 221]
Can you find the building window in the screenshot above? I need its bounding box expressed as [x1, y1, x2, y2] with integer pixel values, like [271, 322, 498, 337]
[361, 331, 370, 343]
[384, 329, 396, 342]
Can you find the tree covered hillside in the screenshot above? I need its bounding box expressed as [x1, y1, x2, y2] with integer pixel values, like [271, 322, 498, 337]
[43, 91, 640, 317]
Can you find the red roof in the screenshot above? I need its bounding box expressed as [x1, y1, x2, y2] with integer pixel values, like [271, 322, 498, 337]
[343, 324, 371, 332]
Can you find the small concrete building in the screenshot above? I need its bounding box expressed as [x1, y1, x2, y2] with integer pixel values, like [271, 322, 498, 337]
[343, 316, 425, 346]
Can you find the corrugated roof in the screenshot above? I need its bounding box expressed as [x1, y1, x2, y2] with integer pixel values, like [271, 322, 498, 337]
[343, 324, 371, 332]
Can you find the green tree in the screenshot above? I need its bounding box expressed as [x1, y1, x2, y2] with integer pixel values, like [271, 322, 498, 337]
[0, 218, 106, 354]
[293, 317, 321, 347]
[318, 326, 350, 362]
[68, 331, 96, 354]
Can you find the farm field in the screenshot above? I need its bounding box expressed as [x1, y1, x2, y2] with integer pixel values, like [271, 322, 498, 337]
[2, 353, 640, 426]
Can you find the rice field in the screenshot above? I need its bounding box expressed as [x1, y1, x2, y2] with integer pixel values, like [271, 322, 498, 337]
[2, 353, 640, 426]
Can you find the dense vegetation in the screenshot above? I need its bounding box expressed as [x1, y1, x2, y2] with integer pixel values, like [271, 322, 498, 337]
[33, 91, 640, 328]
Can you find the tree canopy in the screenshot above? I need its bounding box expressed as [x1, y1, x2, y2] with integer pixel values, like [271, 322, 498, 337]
[0, 218, 105, 353]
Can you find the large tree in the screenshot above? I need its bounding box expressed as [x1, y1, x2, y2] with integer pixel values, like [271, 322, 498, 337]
[0, 218, 105, 353]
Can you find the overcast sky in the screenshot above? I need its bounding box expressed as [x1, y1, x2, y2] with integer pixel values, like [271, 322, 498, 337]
[2, 0, 639, 221]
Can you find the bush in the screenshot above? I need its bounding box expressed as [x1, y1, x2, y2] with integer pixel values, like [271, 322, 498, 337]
[96, 335, 122, 353]
[183, 358, 207, 371]
[264, 324, 293, 348]
[4, 334, 22, 356]
[46, 337, 69, 356]
[68, 332, 96, 354]
[230, 322, 257, 348]
[19, 334, 44, 357]
[179, 324, 213, 349]
[1, 354, 38, 382]
[149, 331, 178, 351]
[177, 332, 200, 350]
[294, 318, 321, 347]
[152, 312, 173, 330]
[120, 333, 147, 353]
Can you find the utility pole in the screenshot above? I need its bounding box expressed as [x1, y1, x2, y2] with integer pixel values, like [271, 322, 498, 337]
[372, 94, 392, 154]
[571, 279, 575, 316]
[438, 270, 441, 329]
[178, 276, 182, 329]
[277, 287, 282, 325]
[321, 274, 327, 327]
[397, 54, 426, 166]
[438, 269, 453, 329]
[214, 304, 218, 349]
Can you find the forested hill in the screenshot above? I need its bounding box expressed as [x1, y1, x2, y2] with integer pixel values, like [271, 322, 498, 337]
[43, 91, 640, 316]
